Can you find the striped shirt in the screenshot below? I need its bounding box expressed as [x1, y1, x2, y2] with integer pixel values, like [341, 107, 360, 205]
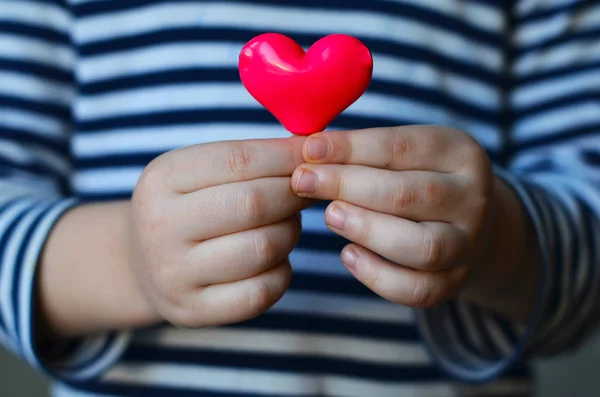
[1, 0, 600, 396]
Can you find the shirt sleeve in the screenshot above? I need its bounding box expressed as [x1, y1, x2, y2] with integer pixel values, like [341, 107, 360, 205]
[416, 2, 600, 382]
[0, 0, 130, 382]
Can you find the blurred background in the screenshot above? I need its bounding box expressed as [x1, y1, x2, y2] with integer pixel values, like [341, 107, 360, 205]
[2, 333, 600, 396]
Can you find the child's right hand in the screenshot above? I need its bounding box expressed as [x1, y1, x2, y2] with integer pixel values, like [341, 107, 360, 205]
[130, 138, 311, 328]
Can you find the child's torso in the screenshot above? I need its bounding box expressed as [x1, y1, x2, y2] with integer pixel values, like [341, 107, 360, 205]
[58, 1, 530, 396]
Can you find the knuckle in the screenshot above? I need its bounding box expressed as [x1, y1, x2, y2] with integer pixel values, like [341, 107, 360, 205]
[460, 137, 489, 170]
[391, 179, 417, 213]
[253, 230, 278, 266]
[408, 278, 435, 308]
[227, 143, 253, 178]
[390, 131, 413, 166]
[240, 187, 268, 224]
[422, 230, 444, 269]
[247, 278, 277, 314]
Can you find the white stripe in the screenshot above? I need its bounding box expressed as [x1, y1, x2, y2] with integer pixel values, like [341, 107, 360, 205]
[0, 138, 71, 177]
[299, 207, 328, 234]
[52, 384, 116, 397]
[0, 1, 70, 31]
[515, 69, 600, 108]
[133, 327, 429, 365]
[289, 249, 349, 277]
[0, 108, 69, 140]
[516, 37, 600, 75]
[0, 34, 73, 71]
[72, 124, 289, 157]
[0, 177, 62, 202]
[104, 362, 529, 397]
[79, 42, 239, 82]
[73, 167, 143, 194]
[0, 71, 73, 105]
[272, 290, 414, 323]
[0, 202, 47, 339]
[514, 101, 600, 141]
[77, 2, 501, 71]
[18, 200, 76, 366]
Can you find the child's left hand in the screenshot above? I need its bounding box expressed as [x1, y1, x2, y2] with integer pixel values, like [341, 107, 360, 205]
[291, 125, 495, 308]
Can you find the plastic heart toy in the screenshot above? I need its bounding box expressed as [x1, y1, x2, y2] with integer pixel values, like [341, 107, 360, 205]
[239, 33, 373, 135]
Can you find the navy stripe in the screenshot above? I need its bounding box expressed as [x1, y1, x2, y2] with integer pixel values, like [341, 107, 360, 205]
[297, 232, 349, 253]
[581, 149, 600, 167]
[289, 273, 374, 298]
[515, 93, 600, 120]
[0, 21, 70, 46]
[72, 0, 501, 47]
[75, 108, 405, 133]
[0, 94, 71, 121]
[64, 383, 318, 397]
[79, 28, 500, 85]
[229, 311, 418, 341]
[515, 60, 600, 86]
[0, 59, 72, 84]
[519, 26, 600, 56]
[77, 191, 133, 202]
[512, 123, 600, 152]
[74, 153, 160, 170]
[0, 126, 69, 156]
[26, 0, 70, 9]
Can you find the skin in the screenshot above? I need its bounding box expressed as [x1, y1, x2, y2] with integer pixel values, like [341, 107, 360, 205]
[290, 126, 541, 322]
[37, 125, 540, 342]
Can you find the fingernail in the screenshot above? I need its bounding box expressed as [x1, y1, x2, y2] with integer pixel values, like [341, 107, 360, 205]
[326, 205, 346, 230]
[306, 136, 330, 161]
[342, 247, 358, 270]
[295, 169, 316, 194]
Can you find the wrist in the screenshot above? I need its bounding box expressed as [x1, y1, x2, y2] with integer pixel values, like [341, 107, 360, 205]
[37, 201, 160, 341]
[460, 176, 541, 322]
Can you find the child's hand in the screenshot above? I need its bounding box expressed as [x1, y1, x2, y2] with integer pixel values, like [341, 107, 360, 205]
[291, 126, 494, 308]
[130, 138, 311, 327]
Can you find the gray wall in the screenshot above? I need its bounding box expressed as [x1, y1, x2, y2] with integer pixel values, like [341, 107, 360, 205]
[2, 334, 600, 396]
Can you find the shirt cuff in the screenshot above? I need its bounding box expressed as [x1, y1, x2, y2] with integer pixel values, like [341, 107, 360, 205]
[415, 167, 554, 383]
[12, 198, 131, 381]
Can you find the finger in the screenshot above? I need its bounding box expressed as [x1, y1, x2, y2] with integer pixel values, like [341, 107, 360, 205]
[177, 260, 292, 327]
[301, 126, 480, 173]
[292, 165, 465, 222]
[175, 177, 312, 240]
[150, 136, 306, 193]
[324, 201, 469, 271]
[340, 244, 467, 308]
[182, 216, 300, 285]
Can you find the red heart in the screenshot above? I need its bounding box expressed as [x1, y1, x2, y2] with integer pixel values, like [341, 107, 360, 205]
[239, 33, 373, 135]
